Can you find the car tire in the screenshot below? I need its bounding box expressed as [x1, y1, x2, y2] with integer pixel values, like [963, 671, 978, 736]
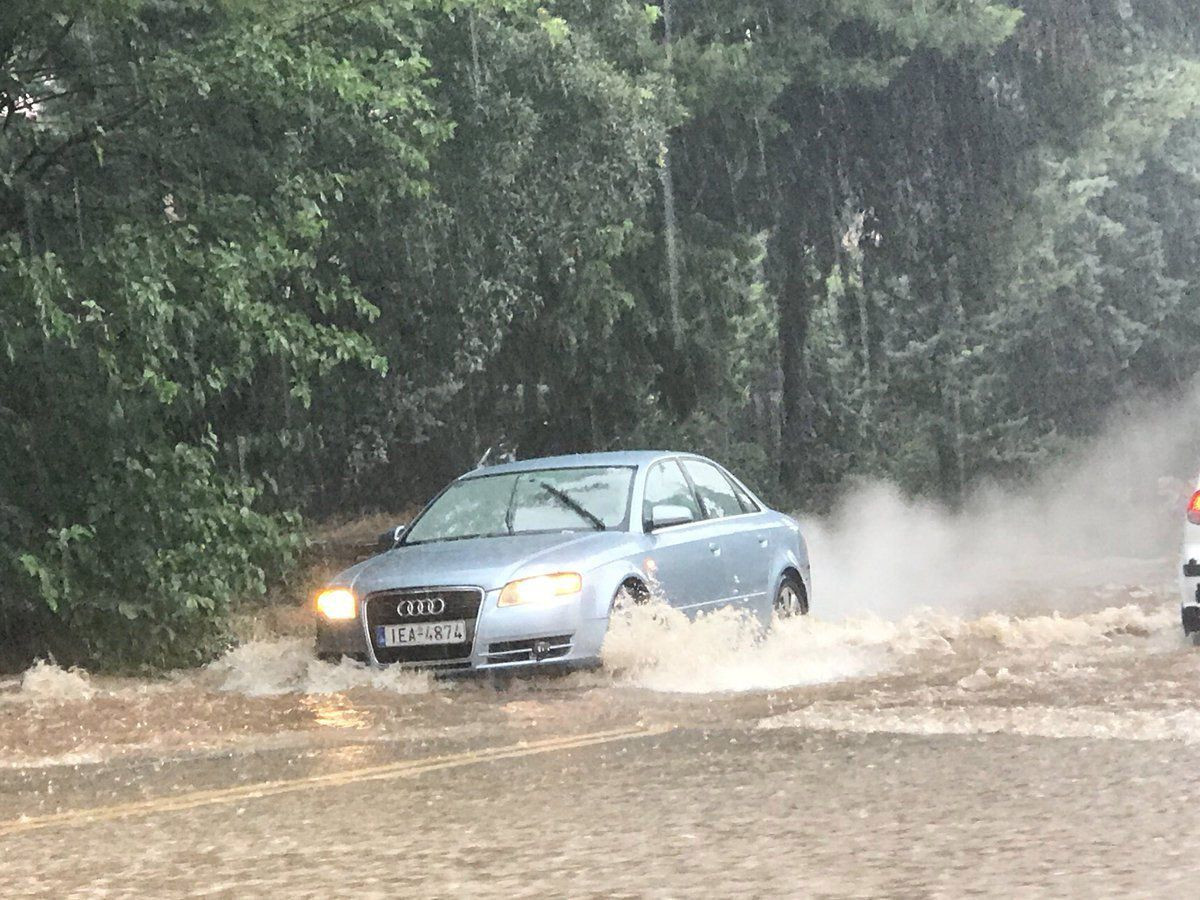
[1183, 607, 1200, 645]
[612, 579, 651, 613]
[773, 574, 808, 619]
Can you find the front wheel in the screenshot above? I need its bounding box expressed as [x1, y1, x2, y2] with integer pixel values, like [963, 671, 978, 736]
[611, 578, 651, 614]
[773, 575, 808, 619]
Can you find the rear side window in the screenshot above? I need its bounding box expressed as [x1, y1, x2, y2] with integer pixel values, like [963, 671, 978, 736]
[729, 479, 760, 514]
[643, 460, 701, 526]
[682, 460, 745, 519]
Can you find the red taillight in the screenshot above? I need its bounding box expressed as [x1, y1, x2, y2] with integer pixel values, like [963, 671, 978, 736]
[1188, 491, 1200, 525]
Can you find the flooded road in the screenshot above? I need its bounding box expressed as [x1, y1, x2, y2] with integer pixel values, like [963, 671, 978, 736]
[2, 567, 1198, 897]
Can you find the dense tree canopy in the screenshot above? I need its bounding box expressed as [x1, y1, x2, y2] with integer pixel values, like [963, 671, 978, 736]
[3, 0, 1199, 666]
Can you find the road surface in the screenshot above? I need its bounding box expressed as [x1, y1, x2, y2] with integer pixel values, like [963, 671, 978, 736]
[2, 581, 1197, 897]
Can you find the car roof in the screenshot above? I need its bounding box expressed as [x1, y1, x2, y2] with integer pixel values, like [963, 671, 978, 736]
[458, 450, 683, 479]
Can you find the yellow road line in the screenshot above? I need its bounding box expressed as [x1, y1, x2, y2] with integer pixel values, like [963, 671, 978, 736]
[0, 725, 669, 838]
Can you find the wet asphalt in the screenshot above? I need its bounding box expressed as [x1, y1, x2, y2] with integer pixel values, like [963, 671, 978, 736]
[2, 693, 1197, 897]
[2, 588, 1199, 897]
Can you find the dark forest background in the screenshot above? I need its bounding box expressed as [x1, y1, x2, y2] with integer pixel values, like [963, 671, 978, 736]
[4, 0, 1200, 666]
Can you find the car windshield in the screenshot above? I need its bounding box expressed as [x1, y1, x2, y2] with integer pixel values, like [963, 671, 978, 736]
[403, 466, 635, 544]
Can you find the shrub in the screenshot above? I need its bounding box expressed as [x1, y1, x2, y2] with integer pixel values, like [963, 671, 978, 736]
[5, 440, 302, 669]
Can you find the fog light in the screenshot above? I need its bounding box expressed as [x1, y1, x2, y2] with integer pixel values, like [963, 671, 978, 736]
[316, 588, 356, 620]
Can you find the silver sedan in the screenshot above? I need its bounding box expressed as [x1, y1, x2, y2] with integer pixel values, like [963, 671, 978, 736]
[314, 451, 812, 671]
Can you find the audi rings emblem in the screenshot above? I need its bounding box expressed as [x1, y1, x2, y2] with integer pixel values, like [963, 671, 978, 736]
[397, 597, 445, 617]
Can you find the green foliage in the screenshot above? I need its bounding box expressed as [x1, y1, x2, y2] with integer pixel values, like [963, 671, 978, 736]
[654, 0, 1200, 502]
[291, 0, 674, 503]
[4, 0, 1200, 668]
[0, 0, 450, 667]
[15, 440, 302, 668]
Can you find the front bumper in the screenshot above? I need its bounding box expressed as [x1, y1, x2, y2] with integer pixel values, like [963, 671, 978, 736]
[315, 585, 611, 671]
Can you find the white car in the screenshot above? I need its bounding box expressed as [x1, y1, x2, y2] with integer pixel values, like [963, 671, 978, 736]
[1181, 482, 1200, 644]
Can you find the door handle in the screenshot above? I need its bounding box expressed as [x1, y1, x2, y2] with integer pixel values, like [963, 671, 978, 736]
[757, 537, 768, 548]
[708, 542, 721, 556]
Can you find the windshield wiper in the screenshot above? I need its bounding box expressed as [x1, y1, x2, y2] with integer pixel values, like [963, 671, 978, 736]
[404, 533, 493, 546]
[538, 481, 606, 531]
[504, 475, 520, 534]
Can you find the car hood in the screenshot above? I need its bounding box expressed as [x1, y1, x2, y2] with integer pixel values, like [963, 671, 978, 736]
[344, 531, 638, 594]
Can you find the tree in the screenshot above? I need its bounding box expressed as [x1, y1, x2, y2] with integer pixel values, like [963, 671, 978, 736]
[0, 0, 449, 665]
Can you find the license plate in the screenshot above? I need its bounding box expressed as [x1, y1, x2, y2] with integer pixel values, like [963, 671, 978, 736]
[376, 620, 467, 647]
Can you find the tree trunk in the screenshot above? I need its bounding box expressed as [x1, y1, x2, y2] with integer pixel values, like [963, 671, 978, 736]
[772, 107, 838, 496]
[659, 0, 682, 351]
[776, 248, 812, 492]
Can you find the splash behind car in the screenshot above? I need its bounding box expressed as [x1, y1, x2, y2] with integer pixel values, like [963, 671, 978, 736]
[315, 451, 811, 671]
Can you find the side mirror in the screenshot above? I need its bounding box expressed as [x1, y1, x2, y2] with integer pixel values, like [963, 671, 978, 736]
[647, 504, 696, 531]
[377, 524, 406, 552]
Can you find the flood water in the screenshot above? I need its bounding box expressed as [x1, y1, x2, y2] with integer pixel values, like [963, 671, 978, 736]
[2, 557, 1197, 897]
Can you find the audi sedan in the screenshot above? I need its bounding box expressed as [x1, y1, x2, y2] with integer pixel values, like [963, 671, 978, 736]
[314, 451, 812, 671]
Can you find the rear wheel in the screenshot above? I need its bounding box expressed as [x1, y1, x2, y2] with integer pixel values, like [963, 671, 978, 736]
[1183, 606, 1200, 646]
[773, 575, 808, 619]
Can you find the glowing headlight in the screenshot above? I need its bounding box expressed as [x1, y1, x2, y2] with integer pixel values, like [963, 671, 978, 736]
[315, 588, 356, 620]
[498, 573, 583, 608]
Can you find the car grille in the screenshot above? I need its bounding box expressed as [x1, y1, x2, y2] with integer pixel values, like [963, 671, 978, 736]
[485, 634, 573, 665]
[364, 587, 484, 665]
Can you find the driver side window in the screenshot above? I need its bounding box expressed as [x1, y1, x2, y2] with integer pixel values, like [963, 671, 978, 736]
[681, 459, 745, 519]
[642, 461, 701, 528]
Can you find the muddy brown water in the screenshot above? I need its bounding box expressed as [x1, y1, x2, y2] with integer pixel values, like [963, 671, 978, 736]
[1, 576, 1198, 897]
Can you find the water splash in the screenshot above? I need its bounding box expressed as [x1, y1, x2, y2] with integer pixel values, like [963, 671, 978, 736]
[598, 598, 1179, 695]
[201, 638, 434, 696]
[800, 388, 1199, 622]
[600, 602, 890, 693]
[4, 660, 96, 703]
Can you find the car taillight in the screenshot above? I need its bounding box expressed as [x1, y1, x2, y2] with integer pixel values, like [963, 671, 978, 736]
[1188, 491, 1200, 525]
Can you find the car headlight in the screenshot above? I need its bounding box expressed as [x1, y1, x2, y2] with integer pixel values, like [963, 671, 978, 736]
[315, 588, 356, 620]
[498, 572, 582, 608]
